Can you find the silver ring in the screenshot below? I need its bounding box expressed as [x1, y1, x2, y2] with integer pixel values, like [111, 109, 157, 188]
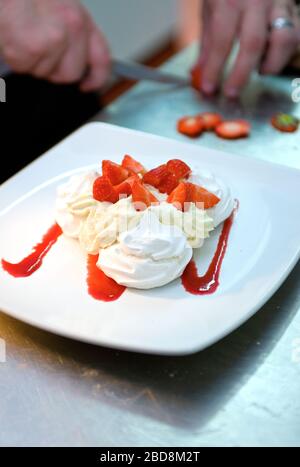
[269, 17, 295, 31]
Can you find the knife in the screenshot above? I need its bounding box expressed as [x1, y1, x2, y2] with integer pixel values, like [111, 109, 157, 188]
[112, 59, 190, 86]
[0, 58, 190, 86]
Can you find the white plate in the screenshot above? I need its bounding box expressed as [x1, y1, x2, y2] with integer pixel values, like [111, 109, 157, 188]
[0, 122, 300, 355]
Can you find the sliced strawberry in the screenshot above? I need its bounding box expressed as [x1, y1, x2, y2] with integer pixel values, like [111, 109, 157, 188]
[271, 113, 299, 133]
[143, 164, 169, 188]
[114, 175, 139, 198]
[102, 160, 129, 185]
[190, 65, 202, 91]
[177, 115, 204, 137]
[199, 112, 222, 131]
[167, 182, 187, 211]
[157, 172, 178, 195]
[215, 120, 250, 139]
[114, 181, 132, 198]
[93, 176, 118, 203]
[122, 154, 146, 174]
[166, 159, 191, 180]
[186, 182, 220, 209]
[132, 180, 158, 211]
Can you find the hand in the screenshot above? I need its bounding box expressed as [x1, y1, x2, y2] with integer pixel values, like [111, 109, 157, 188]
[195, 0, 300, 97]
[0, 0, 111, 91]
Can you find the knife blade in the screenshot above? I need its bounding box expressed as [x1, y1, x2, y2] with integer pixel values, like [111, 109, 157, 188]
[112, 59, 190, 86]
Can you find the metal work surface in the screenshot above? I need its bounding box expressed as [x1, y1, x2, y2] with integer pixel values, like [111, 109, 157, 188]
[1, 46, 300, 447]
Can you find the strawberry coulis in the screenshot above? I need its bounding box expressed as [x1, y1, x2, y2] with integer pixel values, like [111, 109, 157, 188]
[1, 203, 237, 299]
[1, 223, 62, 277]
[181, 204, 237, 295]
[87, 254, 126, 302]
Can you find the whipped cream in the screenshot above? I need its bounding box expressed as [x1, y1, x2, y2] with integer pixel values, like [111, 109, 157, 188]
[55, 171, 99, 238]
[79, 197, 142, 254]
[149, 202, 214, 248]
[97, 211, 193, 289]
[188, 169, 234, 227]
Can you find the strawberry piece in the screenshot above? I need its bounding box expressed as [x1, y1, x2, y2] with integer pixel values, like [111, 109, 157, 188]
[199, 112, 222, 131]
[190, 65, 202, 91]
[215, 120, 250, 139]
[167, 182, 187, 211]
[157, 172, 178, 195]
[166, 159, 191, 180]
[132, 180, 158, 211]
[114, 181, 132, 198]
[93, 176, 118, 203]
[122, 154, 146, 174]
[102, 160, 129, 185]
[186, 182, 220, 209]
[177, 115, 204, 137]
[143, 164, 169, 188]
[271, 113, 299, 133]
[114, 175, 139, 198]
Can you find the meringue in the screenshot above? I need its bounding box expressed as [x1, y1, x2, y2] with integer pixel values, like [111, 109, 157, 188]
[97, 211, 193, 289]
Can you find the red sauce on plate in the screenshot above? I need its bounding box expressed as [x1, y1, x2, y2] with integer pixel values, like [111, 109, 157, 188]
[1, 223, 62, 277]
[181, 205, 237, 295]
[87, 254, 126, 302]
[2, 203, 237, 300]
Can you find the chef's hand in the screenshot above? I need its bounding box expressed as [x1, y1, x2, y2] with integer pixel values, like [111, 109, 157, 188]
[195, 0, 300, 97]
[0, 0, 110, 91]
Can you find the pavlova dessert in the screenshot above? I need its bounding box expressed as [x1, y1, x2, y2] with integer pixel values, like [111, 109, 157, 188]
[55, 155, 234, 291]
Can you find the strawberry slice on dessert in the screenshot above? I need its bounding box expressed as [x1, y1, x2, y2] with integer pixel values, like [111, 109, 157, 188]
[186, 182, 220, 209]
[122, 154, 146, 174]
[167, 182, 220, 211]
[157, 172, 178, 195]
[132, 180, 158, 211]
[166, 159, 191, 180]
[142, 164, 169, 188]
[114, 175, 139, 198]
[215, 120, 250, 139]
[102, 160, 129, 185]
[167, 182, 187, 211]
[177, 115, 204, 137]
[93, 176, 118, 203]
[199, 112, 222, 131]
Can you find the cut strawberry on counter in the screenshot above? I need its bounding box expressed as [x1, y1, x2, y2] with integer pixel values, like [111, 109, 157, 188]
[190, 65, 202, 91]
[199, 112, 222, 131]
[215, 120, 250, 139]
[167, 182, 187, 211]
[166, 159, 191, 180]
[122, 154, 146, 174]
[143, 164, 169, 188]
[271, 113, 299, 133]
[102, 160, 129, 185]
[93, 176, 118, 203]
[132, 180, 158, 211]
[186, 182, 220, 209]
[177, 115, 204, 137]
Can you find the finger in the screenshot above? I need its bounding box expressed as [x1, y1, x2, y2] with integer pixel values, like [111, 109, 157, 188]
[79, 22, 111, 92]
[198, 0, 212, 67]
[49, 7, 89, 83]
[224, 3, 269, 97]
[260, 2, 299, 74]
[31, 27, 68, 79]
[200, 2, 240, 95]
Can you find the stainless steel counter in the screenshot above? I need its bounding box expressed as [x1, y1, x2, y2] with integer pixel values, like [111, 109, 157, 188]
[1, 46, 300, 447]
